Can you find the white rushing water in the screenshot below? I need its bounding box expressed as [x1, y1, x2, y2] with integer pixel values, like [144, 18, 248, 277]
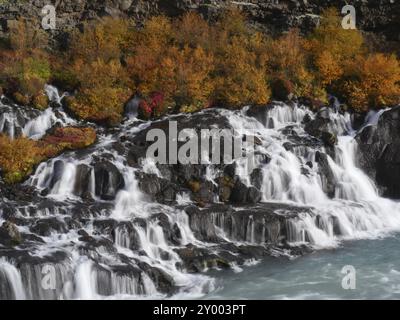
[1, 85, 76, 140]
[2, 88, 400, 299]
[0, 259, 26, 300]
[223, 104, 400, 249]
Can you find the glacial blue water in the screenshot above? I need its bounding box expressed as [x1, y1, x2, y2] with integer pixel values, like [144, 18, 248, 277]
[205, 234, 400, 300]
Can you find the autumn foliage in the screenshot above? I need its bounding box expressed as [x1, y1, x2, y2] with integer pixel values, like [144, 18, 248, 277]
[59, 18, 134, 125]
[0, 20, 51, 110]
[0, 8, 400, 120]
[0, 8, 400, 185]
[0, 135, 45, 184]
[0, 127, 96, 184]
[336, 54, 400, 111]
[126, 10, 270, 117]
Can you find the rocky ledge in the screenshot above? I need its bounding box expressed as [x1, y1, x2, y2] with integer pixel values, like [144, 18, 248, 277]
[356, 106, 400, 198]
[0, 0, 399, 51]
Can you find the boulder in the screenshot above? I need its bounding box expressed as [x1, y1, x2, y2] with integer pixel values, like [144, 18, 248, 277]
[30, 217, 68, 237]
[315, 151, 336, 198]
[230, 181, 261, 205]
[356, 106, 400, 198]
[73, 164, 92, 199]
[304, 109, 338, 148]
[136, 172, 178, 203]
[175, 244, 231, 273]
[0, 221, 22, 247]
[94, 161, 125, 200]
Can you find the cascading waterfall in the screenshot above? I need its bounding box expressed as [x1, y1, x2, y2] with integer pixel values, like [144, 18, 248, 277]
[2, 86, 400, 299]
[0, 259, 26, 300]
[225, 104, 400, 248]
[1, 85, 76, 140]
[20, 114, 215, 299]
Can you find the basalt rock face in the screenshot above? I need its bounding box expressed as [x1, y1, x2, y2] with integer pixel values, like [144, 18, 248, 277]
[0, 0, 399, 50]
[356, 106, 400, 198]
[120, 109, 265, 206]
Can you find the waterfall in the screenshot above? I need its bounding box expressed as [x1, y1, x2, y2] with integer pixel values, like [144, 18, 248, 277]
[1, 86, 76, 140]
[23, 108, 59, 139]
[45, 85, 68, 106]
[0, 259, 26, 300]
[0, 108, 17, 139]
[74, 260, 99, 300]
[224, 104, 400, 248]
[2, 90, 400, 299]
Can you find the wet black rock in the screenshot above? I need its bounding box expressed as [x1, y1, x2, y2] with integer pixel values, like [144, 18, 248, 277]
[151, 213, 182, 246]
[0, 101, 41, 138]
[0, 221, 22, 247]
[185, 203, 305, 244]
[250, 168, 264, 190]
[230, 181, 261, 205]
[112, 221, 141, 250]
[315, 151, 336, 198]
[246, 104, 273, 127]
[137, 261, 177, 295]
[48, 160, 65, 191]
[304, 109, 338, 148]
[94, 161, 125, 200]
[0, 181, 39, 203]
[136, 172, 178, 203]
[78, 235, 117, 257]
[175, 244, 231, 273]
[190, 180, 214, 205]
[73, 164, 93, 199]
[356, 106, 400, 198]
[30, 217, 68, 237]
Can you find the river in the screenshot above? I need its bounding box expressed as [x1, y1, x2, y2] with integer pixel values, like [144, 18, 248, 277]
[205, 234, 400, 300]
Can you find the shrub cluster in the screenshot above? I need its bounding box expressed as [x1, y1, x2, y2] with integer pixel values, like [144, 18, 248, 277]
[1, 8, 400, 120]
[0, 127, 96, 184]
[126, 10, 271, 117]
[0, 7, 399, 185]
[62, 18, 133, 125]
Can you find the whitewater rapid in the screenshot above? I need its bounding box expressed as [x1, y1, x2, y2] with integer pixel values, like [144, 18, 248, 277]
[1, 88, 400, 300]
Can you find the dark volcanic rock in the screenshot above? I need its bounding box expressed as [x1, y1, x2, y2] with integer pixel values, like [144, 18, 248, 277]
[73, 164, 92, 199]
[175, 244, 231, 273]
[304, 109, 339, 148]
[315, 151, 336, 198]
[136, 172, 178, 203]
[246, 104, 273, 127]
[94, 161, 125, 200]
[0, 221, 22, 247]
[48, 160, 65, 191]
[230, 181, 261, 205]
[30, 217, 68, 237]
[137, 261, 177, 295]
[185, 203, 306, 244]
[356, 106, 400, 198]
[1, 0, 398, 54]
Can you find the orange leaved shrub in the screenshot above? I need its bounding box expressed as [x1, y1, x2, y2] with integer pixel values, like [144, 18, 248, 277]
[0, 127, 96, 184]
[0, 20, 50, 109]
[336, 54, 400, 111]
[0, 135, 45, 184]
[267, 29, 316, 101]
[61, 18, 133, 125]
[66, 58, 132, 125]
[305, 8, 365, 94]
[127, 10, 270, 116]
[1, 7, 400, 123]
